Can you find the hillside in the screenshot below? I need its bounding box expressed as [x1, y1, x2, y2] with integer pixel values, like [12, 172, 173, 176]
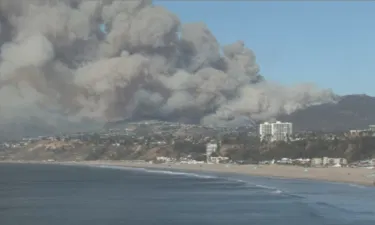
[278, 95, 375, 132]
[2, 94, 375, 141]
[1, 134, 375, 164]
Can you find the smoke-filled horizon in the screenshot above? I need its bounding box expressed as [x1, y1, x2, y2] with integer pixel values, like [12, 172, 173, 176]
[0, 0, 336, 136]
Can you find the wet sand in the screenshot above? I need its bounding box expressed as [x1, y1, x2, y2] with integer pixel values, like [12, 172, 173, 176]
[2, 160, 374, 186]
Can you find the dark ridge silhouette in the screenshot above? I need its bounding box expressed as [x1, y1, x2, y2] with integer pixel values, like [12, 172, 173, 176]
[278, 94, 375, 132]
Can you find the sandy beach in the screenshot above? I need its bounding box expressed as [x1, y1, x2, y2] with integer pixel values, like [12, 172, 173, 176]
[2, 160, 375, 187]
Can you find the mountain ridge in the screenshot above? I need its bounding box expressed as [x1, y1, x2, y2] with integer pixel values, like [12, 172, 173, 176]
[1, 94, 374, 141]
[277, 94, 375, 132]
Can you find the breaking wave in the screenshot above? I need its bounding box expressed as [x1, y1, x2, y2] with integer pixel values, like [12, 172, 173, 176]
[93, 164, 286, 194]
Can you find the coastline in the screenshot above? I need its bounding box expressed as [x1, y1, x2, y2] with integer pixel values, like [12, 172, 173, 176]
[1, 160, 375, 187]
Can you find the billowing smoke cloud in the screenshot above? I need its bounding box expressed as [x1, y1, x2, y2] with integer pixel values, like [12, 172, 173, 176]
[0, 0, 336, 137]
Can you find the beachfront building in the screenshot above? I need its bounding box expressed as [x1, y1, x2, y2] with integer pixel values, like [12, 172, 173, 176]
[210, 156, 229, 164]
[206, 143, 218, 163]
[322, 157, 347, 166]
[260, 121, 292, 142]
[311, 158, 323, 167]
[311, 157, 348, 167]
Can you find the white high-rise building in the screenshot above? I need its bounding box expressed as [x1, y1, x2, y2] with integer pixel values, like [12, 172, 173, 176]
[259, 121, 292, 142]
[259, 122, 272, 141]
[271, 121, 292, 141]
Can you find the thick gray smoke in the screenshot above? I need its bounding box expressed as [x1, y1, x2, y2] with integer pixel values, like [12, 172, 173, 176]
[0, 0, 335, 136]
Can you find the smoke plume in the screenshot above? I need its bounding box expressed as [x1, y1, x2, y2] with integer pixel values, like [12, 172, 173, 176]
[0, 0, 336, 137]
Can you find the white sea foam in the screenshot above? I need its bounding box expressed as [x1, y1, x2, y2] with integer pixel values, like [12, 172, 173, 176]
[225, 177, 284, 194]
[226, 178, 247, 184]
[142, 169, 217, 179]
[271, 189, 283, 194]
[94, 164, 147, 172]
[255, 184, 279, 190]
[348, 183, 367, 189]
[93, 164, 217, 179]
[93, 164, 286, 194]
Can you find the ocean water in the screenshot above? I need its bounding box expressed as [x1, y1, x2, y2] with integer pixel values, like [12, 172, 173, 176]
[1, 163, 375, 225]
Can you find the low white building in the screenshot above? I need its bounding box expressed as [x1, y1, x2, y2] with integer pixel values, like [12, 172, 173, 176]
[156, 156, 174, 163]
[277, 158, 293, 164]
[312, 157, 347, 167]
[323, 157, 347, 166]
[311, 158, 323, 166]
[210, 156, 229, 164]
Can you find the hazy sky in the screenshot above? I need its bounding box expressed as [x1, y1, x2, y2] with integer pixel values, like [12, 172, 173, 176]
[156, 1, 375, 96]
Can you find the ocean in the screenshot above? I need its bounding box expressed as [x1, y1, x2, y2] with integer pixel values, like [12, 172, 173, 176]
[1, 163, 375, 225]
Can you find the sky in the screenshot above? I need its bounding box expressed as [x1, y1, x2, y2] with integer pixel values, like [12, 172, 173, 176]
[155, 1, 375, 96]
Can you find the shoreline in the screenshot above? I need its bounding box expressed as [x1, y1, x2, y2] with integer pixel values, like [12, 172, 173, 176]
[1, 160, 375, 187]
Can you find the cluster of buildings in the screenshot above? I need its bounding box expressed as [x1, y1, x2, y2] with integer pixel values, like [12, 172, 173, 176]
[259, 121, 293, 142]
[311, 157, 348, 167]
[2, 119, 375, 168]
[259, 158, 310, 165]
[259, 157, 349, 167]
[348, 124, 375, 137]
[350, 159, 375, 168]
[154, 143, 229, 165]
